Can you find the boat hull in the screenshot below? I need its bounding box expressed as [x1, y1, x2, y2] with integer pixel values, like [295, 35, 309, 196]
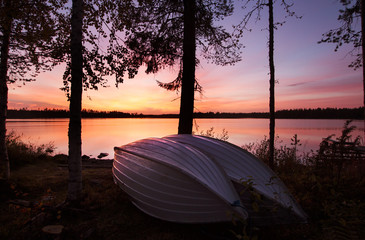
[113, 135, 307, 225]
[164, 134, 308, 225]
[113, 137, 247, 223]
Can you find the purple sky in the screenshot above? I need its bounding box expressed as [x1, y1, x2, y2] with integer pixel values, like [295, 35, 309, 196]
[8, 0, 363, 114]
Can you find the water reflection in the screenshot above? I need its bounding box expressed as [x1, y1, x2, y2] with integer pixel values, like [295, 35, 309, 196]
[6, 118, 364, 158]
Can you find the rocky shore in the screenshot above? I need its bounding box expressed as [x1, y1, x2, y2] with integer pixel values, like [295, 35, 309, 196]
[54, 154, 113, 168]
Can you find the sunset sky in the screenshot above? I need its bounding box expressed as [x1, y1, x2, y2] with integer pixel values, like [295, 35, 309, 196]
[8, 0, 363, 114]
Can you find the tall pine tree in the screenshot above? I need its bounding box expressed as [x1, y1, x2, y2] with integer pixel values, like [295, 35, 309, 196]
[237, 0, 299, 168]
[117, 0, 242, 134]
[64, 0, 139, 204]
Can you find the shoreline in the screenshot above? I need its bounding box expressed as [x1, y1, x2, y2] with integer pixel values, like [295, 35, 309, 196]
[7, 107, 365, 120]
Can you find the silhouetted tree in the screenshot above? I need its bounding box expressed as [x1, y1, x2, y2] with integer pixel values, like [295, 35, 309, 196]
[0, 0, 66, 182]
[179, 0, 196, 134]
[268, 0, 275, 169]
[237, 0, 298, 168]
[319, 0, 362, 70]
[67, 0, 83, 204]
[64, 0, 138, 204]
[319, 0, 364, 127]
[362, 0, 365, 111]
[119, 0, 242, 134]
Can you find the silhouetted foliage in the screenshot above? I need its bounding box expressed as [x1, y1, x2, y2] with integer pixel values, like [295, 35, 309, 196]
[0, 0, 67, 83]
[6, 131, 55, 170]
[0, 0, 67, 181]
[61, 0, 139, 97]
[275, 107, 364, 119]
[241, 124, 365, 240]
[63, 0, 142, 205]
[316, 120, 363, 183]
[318, 0, 365, 131]
[121, 0, 241, 83]
[318, 0, 362, 69]
[116, 0, 242, 134]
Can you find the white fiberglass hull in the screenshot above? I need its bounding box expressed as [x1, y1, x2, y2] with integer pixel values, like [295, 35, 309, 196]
[113, 137, 247, 223]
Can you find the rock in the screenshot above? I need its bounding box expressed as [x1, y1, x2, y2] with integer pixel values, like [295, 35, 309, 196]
[53, 154, 68, 164]
[97, 153, 109, 159]
[42, 225, 64, 239]
[42, 225, 64, 235]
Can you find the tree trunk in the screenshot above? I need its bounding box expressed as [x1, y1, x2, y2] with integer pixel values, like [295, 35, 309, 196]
[178, 0, 196, 134]
[268, 0, 275, 169]
[67, 0, 83, 204]
[361, 0, 365, 138]
[0, 1, 12, 181]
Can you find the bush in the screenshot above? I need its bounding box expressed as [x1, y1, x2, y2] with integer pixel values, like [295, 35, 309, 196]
[240, 121, 365, 240]
[6, 131, 55, 169]
[242, 134, 311, 175]
[314, 120, 363, 182]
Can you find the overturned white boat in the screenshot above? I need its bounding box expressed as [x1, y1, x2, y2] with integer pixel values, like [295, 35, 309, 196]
[164, 134, 308, 225]
[113, 137, 248, 223]
[113, 135, 307, 225]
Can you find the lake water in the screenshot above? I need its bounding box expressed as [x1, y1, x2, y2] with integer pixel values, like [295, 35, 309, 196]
[6, 118, 365, 158]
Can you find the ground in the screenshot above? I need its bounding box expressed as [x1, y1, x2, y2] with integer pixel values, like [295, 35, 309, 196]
[1, 153, 364, 240]
[0, 156, 249, 240]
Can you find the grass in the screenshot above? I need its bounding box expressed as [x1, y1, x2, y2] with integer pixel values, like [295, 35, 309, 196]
[1, 163, 237, 240]
[1, 123, 365, 239]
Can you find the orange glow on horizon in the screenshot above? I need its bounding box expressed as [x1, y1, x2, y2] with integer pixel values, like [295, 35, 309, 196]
[7, 1, 364, 115]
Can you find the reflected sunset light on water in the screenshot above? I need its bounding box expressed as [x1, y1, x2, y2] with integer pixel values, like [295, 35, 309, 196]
[7, 118, 364, 158]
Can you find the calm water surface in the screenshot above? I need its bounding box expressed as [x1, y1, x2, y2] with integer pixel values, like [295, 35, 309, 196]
[6, 118, 364, 158]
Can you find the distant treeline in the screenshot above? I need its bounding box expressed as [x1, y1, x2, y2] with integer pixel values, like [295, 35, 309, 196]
[7, 109, 177, 119]
[6, 107, 365, 119]
[196, 107, 365, 119]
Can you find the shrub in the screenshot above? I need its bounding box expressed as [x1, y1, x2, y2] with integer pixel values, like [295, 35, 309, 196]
[6, 131, 55, 169]
[193, 123, 229, 141]
[240, 121, 365, 240]
[314, 120, 363, 182]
